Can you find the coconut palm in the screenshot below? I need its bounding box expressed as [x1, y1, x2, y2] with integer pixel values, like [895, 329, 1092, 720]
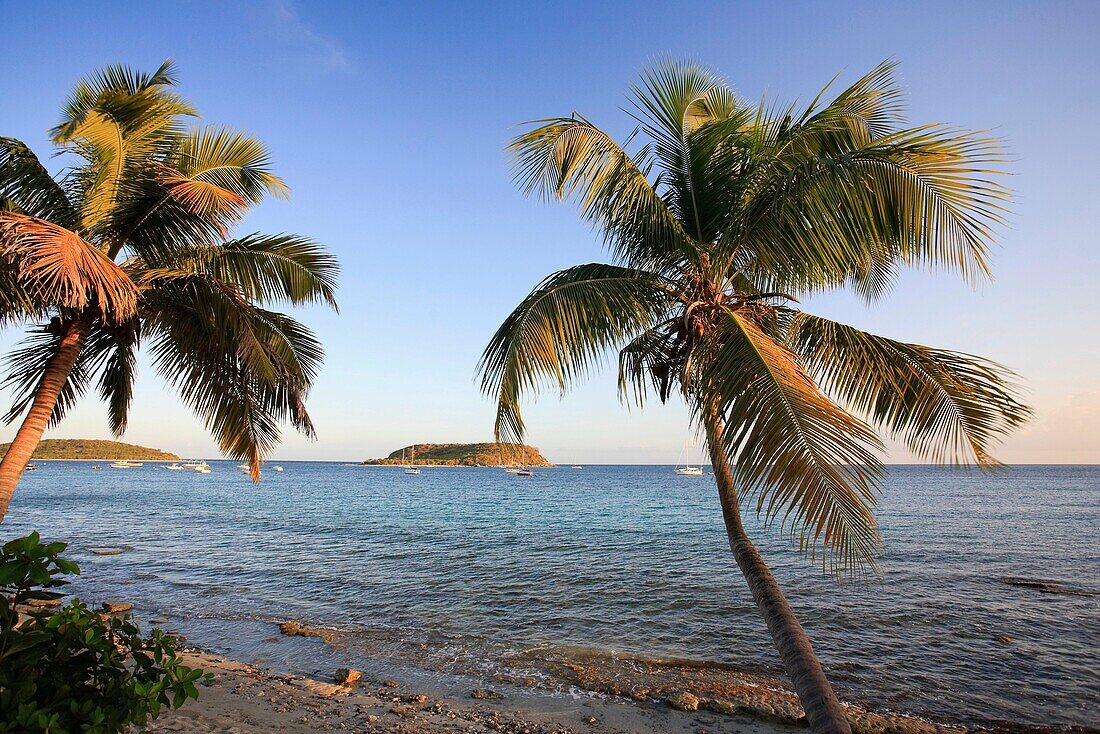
[479, 60, 1029, 734]
[0, 61, 338, 520]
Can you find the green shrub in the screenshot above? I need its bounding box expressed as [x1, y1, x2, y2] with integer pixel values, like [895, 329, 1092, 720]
[0, 532, 208, 733]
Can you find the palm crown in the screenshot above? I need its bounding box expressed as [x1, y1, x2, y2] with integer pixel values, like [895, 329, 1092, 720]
[0, 61, 338, 481]
[480, 60, 1029, 573]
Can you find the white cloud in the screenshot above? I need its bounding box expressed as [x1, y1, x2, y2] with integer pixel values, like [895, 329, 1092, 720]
[263, 0, 350, 71]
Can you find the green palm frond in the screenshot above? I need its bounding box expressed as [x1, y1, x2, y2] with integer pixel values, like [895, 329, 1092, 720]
[110, 127, 291, 263]
[695, 309, 885, 573]
[161, 127, 288, 220]
[96, 323, 140, 436]
[788, 313, 1031, 465]
[52, 59, 187, 140]
[737, 67, 1008, 296]
[0, 138, 77, 227]
[509, 117, 699, 272]
[479, 263, 672, 443]
[0, 322, 125, 426]
[617, 318, 679, 406]
[141, 234, 339, 308]
[142, 273, 324, 479]
[628, 59, 746, 243]
[51, 61, 195, 236]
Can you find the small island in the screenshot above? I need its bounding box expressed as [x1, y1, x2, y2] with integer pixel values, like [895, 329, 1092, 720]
[0, 439, 180, 461]
[362, 442, 552, 467]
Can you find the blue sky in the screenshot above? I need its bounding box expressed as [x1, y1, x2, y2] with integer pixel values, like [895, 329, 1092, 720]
[1, 0, 1097, 463]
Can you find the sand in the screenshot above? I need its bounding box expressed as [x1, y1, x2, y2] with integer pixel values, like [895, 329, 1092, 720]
[150, 650, 800, 734]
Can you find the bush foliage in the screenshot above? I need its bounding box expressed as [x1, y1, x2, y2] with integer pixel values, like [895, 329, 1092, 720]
[0, 532, 206, 732]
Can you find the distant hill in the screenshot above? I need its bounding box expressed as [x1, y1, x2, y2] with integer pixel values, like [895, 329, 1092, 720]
[363, 442, 552, 467]
[0, 439, 180, 461]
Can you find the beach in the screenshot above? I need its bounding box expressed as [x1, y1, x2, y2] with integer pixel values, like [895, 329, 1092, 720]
[150, 649, 799, 734]
[150, 639, 963, 734]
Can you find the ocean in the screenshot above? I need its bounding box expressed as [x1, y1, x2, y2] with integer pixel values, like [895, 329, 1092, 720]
[3, 462, 1097, 729]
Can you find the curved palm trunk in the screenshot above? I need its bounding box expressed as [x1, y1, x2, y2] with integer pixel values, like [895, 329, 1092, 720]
[702, 406, 852, 734]
[0, 320, 89, 523]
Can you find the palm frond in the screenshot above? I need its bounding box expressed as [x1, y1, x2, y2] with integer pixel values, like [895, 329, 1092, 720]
[628, 59, 745, 243]
[161, 127, 288, 220]
[479, 263, 672, 443]
[0, 322, 127, 426]
[142, 273, 324, 480]
[694, 308, 885, 574]
[110, 127, 291, 263]
[0, 138, 77, 226]
[140, 233, 338, 308]
[509, 117, 698, 271]
[51, 62, 195, 235]
[0, 213, 137, 319]
[788, 313, 1031, 465]
[736, 66, 1009, 296]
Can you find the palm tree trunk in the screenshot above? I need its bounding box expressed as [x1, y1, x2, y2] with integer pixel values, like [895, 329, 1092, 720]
[702, 405, 852, 734]
[0, 319, 89, 523]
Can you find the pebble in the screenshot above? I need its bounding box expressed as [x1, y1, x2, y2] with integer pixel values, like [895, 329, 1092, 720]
[334, 668, 362, 685]
[471, 688, 503, 700]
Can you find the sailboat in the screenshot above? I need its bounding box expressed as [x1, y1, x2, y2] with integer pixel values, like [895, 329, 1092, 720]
[674, 435, 704, 476]
[403, 447, 420, 475]
[501, 443, 523, 473]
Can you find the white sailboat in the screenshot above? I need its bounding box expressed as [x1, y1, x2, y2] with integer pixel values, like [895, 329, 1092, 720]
[110, 460, 143, 469]
[501, 443, 524, 473]
[674, 435, 703, 476]
[403, 447, 420, 475]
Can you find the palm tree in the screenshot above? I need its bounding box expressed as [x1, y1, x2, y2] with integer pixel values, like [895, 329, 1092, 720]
[479, 60, 1029, 734]
[0, 61, 338, 521]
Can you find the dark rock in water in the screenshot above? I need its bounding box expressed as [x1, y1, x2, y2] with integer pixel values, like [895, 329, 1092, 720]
[90, 548, 123, 556]
[999, 577, 1096, 596]
[382, 679, 399, 688]
[102, 600, 132, 613]
[470, 688, 502, 700]
[995, 634, 1013, 644]
[278, 621, 332, 641]
[148, 616, 169, 624]
[334, 667, 361, 686]
[667, 691, 700, 711]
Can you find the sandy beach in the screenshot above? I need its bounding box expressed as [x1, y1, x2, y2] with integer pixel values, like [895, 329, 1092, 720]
[149, 649, 809, 734]
[150, 649, 802, 734]
[143, 617, 975, 734]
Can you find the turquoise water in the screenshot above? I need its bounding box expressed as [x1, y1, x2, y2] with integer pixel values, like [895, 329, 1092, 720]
[3, 463, 1097, 728]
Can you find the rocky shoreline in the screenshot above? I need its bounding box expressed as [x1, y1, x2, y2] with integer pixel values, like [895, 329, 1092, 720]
[152, 617, 1065, 734]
